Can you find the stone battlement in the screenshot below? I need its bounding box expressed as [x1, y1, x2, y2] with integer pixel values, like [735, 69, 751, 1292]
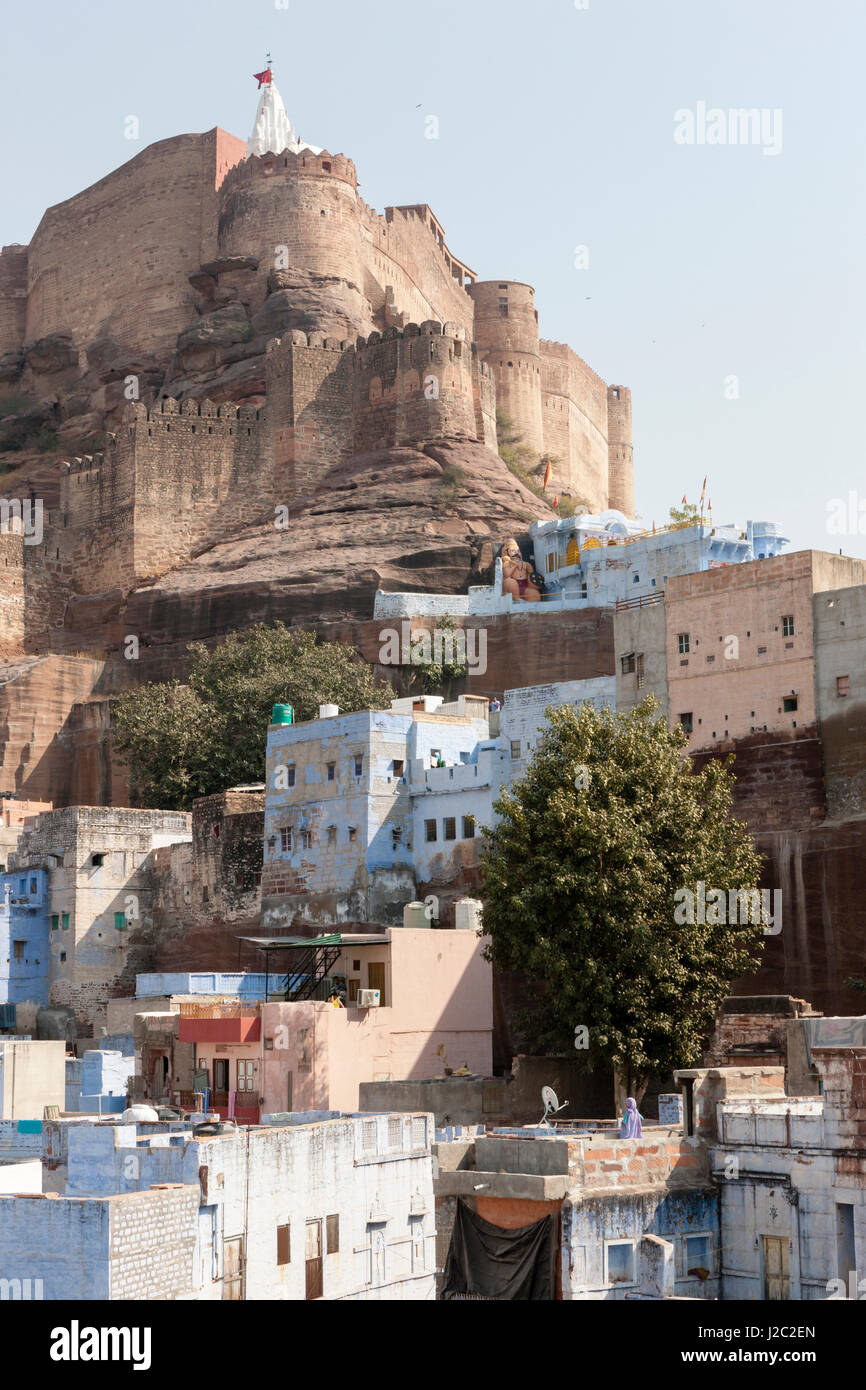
[218, 146, 358, 198]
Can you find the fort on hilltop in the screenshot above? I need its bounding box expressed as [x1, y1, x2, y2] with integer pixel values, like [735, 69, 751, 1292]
[0, 75, 633, 556]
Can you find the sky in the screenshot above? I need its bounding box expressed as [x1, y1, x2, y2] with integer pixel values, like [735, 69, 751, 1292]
[1, 0, 864, 556]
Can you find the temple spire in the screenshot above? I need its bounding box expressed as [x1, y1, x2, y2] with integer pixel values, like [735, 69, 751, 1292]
[247, 64, 322, 158]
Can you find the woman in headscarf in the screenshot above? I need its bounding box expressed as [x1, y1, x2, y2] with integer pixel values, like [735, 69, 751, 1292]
[620, 1097, 643, 1139]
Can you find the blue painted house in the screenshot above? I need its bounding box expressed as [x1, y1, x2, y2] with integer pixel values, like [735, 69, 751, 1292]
[0, 868, 50, 1006]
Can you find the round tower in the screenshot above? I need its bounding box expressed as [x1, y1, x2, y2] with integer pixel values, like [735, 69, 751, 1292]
[468, 281, 544, 454]
[217, 149, 368, 329]
[606, 384, 635, 517]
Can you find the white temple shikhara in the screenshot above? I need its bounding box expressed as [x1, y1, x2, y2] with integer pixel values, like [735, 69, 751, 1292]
[247, 69, 322, 158]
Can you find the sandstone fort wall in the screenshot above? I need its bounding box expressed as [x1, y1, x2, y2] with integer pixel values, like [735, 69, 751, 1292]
[0, 245, 28, 358]
[360, 202, 476, 339]
[24, 129, 245, 363]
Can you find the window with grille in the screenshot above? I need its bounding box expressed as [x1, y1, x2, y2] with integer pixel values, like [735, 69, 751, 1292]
[411, 1116, 427, 1149]
[286, 765, 295, 787]
[444, 818, 456, 841]
[425, 819, 437, 842]
[462, 816, 475, 839]
[679, 712, 693, 734]
[353, 756, 363, 777]
[388, 1117, 402, 1150]
[13, 940, 24, 961]
[280, 827, 292, 853]
[301, 829, 312, 850]
[621, 653, 635, 674]
[277, 1223, 291, 1266]
[326, 763, 335, 782]
[363, 1119, 377, 1154]
[677, 633, 690, 655]
[636, 654, 645, 689]
[327, 826, 337, 845]
[510, 740, 521, 759]
[782, 695, 798, 713]
[782, 615, 794, 637]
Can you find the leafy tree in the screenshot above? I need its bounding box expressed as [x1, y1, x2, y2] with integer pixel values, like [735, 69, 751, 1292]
[668, 501, 703, 526]
[480, 698, 764, 1099]
[113, 624, 393, 809]
[413, 615, 468, 692]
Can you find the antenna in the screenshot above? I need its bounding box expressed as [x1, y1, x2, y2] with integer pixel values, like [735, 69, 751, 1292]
[538, 1084, 568, 1128]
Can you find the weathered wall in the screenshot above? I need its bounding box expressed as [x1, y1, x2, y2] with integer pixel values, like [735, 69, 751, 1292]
[26, 129, 245, 365]
[813, 583, 866, 817]
[0, 244, 28, 357]
[361, 202, 476, 339]
[538, 340, 609, 510]
[470, 281, 543, 454]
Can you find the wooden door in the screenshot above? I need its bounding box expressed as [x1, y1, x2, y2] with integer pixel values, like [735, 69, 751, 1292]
[762, 1236, 790, 1300]
[305, 1219, 323, 1301]
[368, 961, 386, 1004]
[223, 1236, 244, 1300]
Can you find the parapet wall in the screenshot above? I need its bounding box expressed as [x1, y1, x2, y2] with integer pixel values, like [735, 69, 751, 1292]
[59, 397, 268, 594]
[361, 202, 476, 339]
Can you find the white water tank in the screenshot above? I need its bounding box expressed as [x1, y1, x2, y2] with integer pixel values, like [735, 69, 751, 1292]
[121, 1104, 159, 1123]
[455, 898, 483, 932]
[402, 901, 429, 930]
[319, 703, 339, 718]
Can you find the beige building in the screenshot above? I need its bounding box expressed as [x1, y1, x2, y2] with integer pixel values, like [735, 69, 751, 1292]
[0, 1039, 65, 1120]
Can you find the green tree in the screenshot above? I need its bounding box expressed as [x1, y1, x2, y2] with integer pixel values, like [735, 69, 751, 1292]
[480, 698, 764, 1099]
[113, 624, 393, 809]
[668, 501, 702, 526]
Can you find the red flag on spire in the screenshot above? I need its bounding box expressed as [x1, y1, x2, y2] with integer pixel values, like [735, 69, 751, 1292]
[682, 494, 687, 505]
[254, 68, 272, 88]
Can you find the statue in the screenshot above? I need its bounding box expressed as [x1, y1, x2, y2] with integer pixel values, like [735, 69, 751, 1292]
[501, 538, 542, 603]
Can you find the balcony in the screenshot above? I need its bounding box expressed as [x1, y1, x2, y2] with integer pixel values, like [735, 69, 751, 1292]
[177, 1001, 261, 1044]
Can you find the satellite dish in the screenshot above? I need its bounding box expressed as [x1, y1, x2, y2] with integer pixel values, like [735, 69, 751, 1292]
[539, 1085, 568, 1128]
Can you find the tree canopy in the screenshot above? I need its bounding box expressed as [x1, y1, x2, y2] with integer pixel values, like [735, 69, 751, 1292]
[112, 624, 392, 809]
[479, 698, 765, 1095]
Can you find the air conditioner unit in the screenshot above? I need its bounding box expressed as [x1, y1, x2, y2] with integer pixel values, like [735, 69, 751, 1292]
[357, 989, 380, 1008]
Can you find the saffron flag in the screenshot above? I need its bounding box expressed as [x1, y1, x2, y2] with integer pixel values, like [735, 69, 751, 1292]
[543, 460, 552, 489]
[254, 68, 272, 88]
[552, 494, 559, 509]
[682, 494, 687, 505]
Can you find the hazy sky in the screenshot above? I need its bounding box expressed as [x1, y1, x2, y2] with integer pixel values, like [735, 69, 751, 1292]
[2, 0, 863, 556]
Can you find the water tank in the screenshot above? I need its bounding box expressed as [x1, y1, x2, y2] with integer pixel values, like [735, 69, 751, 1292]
[455, 898, 483, 932]
[319, 703, 339, 718]
[402, 901, 429, 930]
[122, 1104, 159, 1123]
[272, 703, 294, 725]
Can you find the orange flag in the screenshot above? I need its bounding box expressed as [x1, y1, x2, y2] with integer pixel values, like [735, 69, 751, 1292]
[543, 460, 552, 489]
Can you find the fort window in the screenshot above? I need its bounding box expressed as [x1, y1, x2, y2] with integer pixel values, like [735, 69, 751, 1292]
[636, 654, 645, 689]
[462, 816, 475, 839]
[679, 712, 693, 734]
[327, 826, 337, 846]
[782, 614, 795, 637]
[621, 653, 636, 675]
[327, 762, 335, 781]
[280, 827, 293, 853]
[677, 633, 690, 655]
[353, 755, 363, 777]
[782, 695, 798, 713]
[444, 818, 456, 841]
[12, 940, 24, 961]
[393, 759, 404, 778]
[287, 764, 296, 787]
[348, 826, 357, 841]
[425, 819, 437, 843]
[277, 1224, 291, 1266]
[837, 675, 850, 697]
[301, 830, 313, 850]
[91, 852, 105, 868]
[510, 740, 521, 759]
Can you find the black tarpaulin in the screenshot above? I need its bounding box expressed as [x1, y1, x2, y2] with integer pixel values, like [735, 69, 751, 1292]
[441, 1199, 557, 1301]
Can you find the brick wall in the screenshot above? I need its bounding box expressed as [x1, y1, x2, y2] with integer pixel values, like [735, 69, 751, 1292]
[108, 1185, 199, 1299]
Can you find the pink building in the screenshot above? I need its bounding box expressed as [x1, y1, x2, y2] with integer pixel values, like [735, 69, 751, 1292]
[178, 927, 492, 1120]
[663, 551, 866, 750]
